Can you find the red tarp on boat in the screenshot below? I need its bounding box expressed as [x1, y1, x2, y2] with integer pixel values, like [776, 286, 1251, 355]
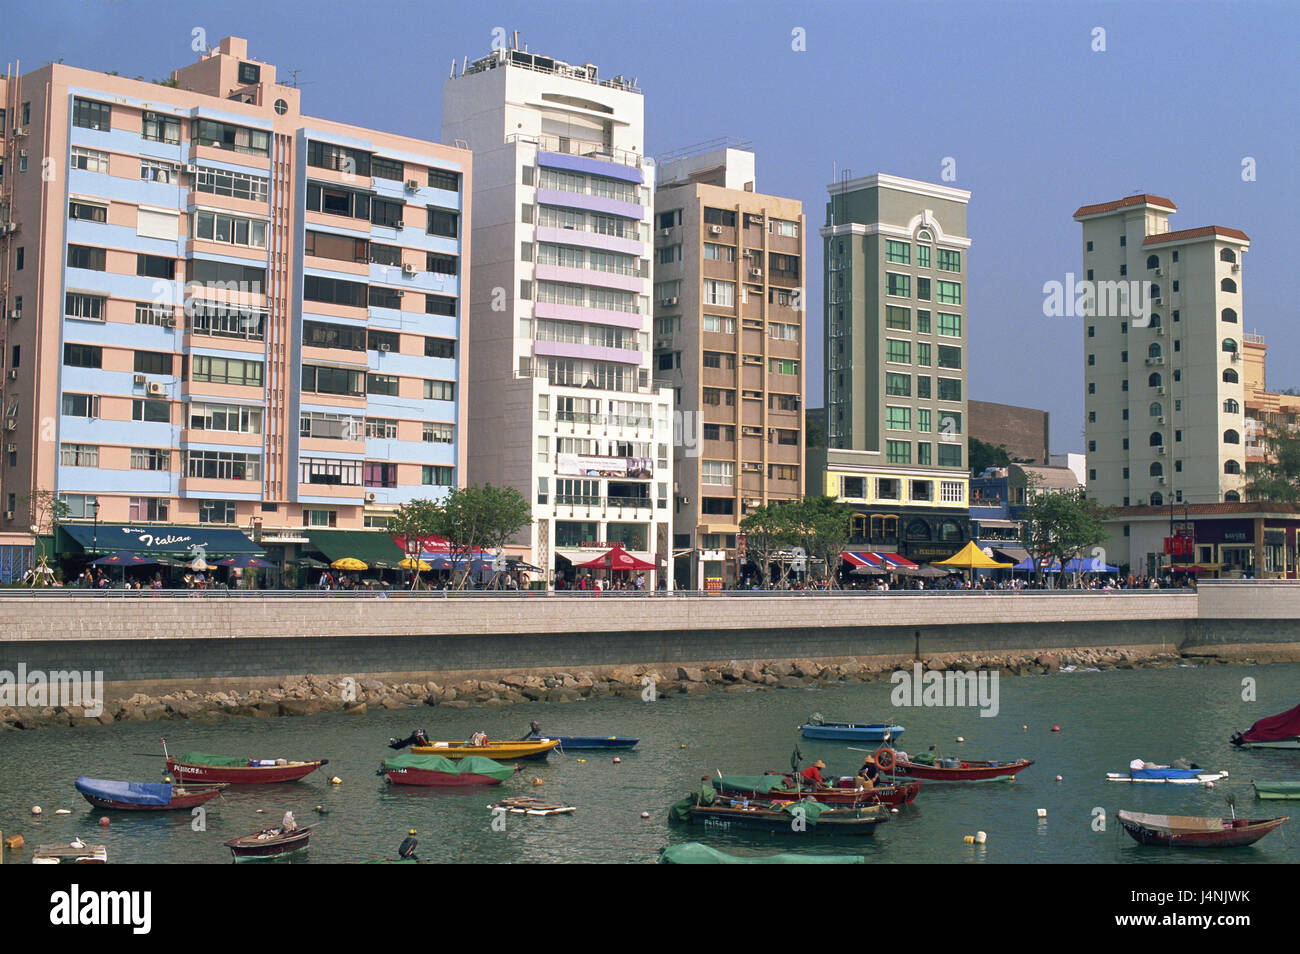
[1241, 703, 1300, 742]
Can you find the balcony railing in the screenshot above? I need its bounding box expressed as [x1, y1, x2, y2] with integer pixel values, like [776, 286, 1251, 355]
[510, 133, 644, 169]
[554, 495, 652, 509]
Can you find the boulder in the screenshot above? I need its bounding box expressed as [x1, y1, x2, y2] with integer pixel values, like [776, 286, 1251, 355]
[342, 702, 368, 716]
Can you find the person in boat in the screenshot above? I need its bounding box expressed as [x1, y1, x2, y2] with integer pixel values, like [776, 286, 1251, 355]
[799, 760, 828, 788]
[281, 811, 297, 833]
[856, 755, 880, 789]
[520, 721, 543, 741]
[469, 730, 490, 746]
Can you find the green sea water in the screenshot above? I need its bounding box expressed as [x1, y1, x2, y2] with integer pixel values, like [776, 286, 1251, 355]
[2, 661, 1298, 864]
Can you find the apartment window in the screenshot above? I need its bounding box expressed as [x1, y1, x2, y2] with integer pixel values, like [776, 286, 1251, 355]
[137, 254, 174, 279]
[940, 480, 964, 502]
[142, 110, 181, 144]
[885, 372, 911, 397]
[189, 259, 265, 290]
[702, 423, 734, 442]
[917, 442, 932, 465]
[886, 406, 911, 430]
[364, 418, 398, 439]
[307, 140, 370, 176]
[303, 320, 365, 352]
[368, 330, 401, 353]
[61, 393, 100, 418]
[195, 210, 268, 249]
[63, 343, 102, 368]
[59, 493, 97, 518]
[369, 286, 403, 310]
[301, 411, 362, 441]
[885, 306, 911, 330]
[196, 166, 269, 201]
[703, 208, 737, 228]
[197, 119, 269, 156]
[189, 403, 261, 433]
[703, 388, 734, 407]
[771, 428, 798, 445]
[769, 218, 798, 238]
[371, 198, 405, 229]
[298, 457, 361, 486]
[939, 411, 963, 435]
[885, 441, 911, 465]
[702, 280, 735, 307]
[885, 339, 911, 364]
[129, 497, 169, 522]
[193, 355, 263, 387]
[64, 293, 106, 322]
[134, 351, 172, 375]
[423, 422, 454, 444]
[427, 208, 459, 237]
[917, 409, 931, 433]
[67, 245, 106, 271]
[304, 275, 367, 308]
[198, 500, 237, 524]
[886, 273, 911, 297]
[917, 342, 932, 367]
[937, 312, 962, 337]
[885, 240, 910, 264]
[937, 444, 963, 468]
[701, 461, 734, 486]
[371, 156, 403, 182]
[131, 399, 169, 423]
[424, 380, 454, 401]
[916, 244, 931, 268]
[70, 147, 109, 173]
[364, 462, 398, 488]
[769, 464, 798, 481]
[768, 358, 798, 375]
[703, 315, 735, 334]
[306, 182, 369, 219]
[131, 448, 171, 471]
[418, 337, 455, 361]
[768, 253, 800, 280]
[302, 509, 337, 528]
[916, 277, 931, 301]
[768, 323, 798, 341]
[422, 465, 453, 486]
[72, 98, 111, 131]
[937, 281, 961, 304]
[937, 377, 962, 402]
[937, 345, 962, 369]
[60, 443, 99, 467]
[937, 249, 961, 272]
[426, 295, 457, 317]
[367, 373, 400, 396]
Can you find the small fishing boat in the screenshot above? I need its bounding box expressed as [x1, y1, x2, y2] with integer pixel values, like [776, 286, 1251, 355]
[162, 738, 328, 784]
[31, 841, 107, 864]
[1230, 703, 1300, 750]
[659, 843, 866, 864]
[224, 817, 312, 861]
[885, 748, 1031, 783]
[382, 754, 517, 787]
[1117, 810, 1287, 848]
[1107, 767, 1227, 785]
[669, 793, 888, 836]
[553, 736, 640, 750]
[712, 773, 921, 807]
[799, 714, 904, 743]
[1253, 780, 1300, 800]
[410, 740, 560, 761]
[488, 796, 576, 816]
[75, 776, 225, 811]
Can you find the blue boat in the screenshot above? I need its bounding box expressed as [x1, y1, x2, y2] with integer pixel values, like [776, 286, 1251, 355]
[554, 736, 640, 750]
[799, 718, 904, 743]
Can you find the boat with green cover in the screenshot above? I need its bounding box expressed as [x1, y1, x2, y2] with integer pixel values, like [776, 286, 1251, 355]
[382, 754, 517, 787]
[1253, 780, 1300, 800]
[659, 843, 866, 864]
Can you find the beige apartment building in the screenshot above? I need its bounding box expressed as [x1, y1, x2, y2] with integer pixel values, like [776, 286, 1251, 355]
[652, 145, 805, 588]
[1074, 194, 1249, 509]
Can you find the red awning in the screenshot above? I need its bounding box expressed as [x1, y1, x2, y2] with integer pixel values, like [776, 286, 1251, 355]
[574, 545, 656, 571]
[841, 551, 919, 570]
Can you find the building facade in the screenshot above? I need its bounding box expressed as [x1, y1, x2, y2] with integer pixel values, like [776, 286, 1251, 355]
[816, 174, 971, 563]
[652, 145, 805, 588]
[1074, 194, 1249, 510]
[968, 399, 1049, 465]
[1242, 332, 1300, 469]
[0, 37, 470, 577]
[441, 41, 673, 587]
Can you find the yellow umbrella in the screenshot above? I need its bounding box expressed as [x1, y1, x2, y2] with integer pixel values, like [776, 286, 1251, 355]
[398, 558, 431, 571]
[933, 541, 1015, 570]
[331, 557, 368, 571]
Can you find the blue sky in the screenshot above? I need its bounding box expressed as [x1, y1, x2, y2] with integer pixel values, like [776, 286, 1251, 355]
[9, 0, 1298, 454]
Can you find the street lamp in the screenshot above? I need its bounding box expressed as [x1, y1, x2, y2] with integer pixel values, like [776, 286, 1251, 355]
[91, 497, 100, 557]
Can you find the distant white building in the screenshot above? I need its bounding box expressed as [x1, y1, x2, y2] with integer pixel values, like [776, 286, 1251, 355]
[1050, 453, 1087, 487]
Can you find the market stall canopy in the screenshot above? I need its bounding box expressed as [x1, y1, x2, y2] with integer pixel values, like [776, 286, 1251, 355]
[574, 545, 656, 571]
[62, 523, 262, 557]
[933, 541, 1015, 570]
[842, 551, 920, 570]
[1062, 556, 1119, 573]
[305, 530, 404, 567]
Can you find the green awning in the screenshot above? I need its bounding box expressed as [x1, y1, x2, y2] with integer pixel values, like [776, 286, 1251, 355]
[60, 523, 263, 557]
[304, 530, 404, 567]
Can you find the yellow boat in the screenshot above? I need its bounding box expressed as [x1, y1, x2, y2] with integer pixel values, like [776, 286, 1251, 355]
[410, 739, 561, 761]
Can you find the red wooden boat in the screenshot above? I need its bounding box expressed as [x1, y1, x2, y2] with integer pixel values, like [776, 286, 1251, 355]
[879, 747, 1032, 783]
[75, 776, 226, 811]
[713, 773, 921, 807]
[162, 738, 327, 784]
[1118, 811, 1288, 848]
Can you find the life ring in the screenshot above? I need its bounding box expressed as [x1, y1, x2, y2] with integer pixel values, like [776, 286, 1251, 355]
[874, 746, 896, 772]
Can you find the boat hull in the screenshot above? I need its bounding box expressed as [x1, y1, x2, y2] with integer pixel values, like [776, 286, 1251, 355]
[165, 758, 327, 785]
[1231, 738, 1300, 750]
[1253, 781, 1300, 800]
[714, 775, 921, 807]
[1118, 813, 1287, 848]
[1107, 770, 1227, 785]
[683, 805, 885, 836]
[410, 740, 559, 760]
[799, 723, 904, 742]
[891, 758, 1032, 783]
[384, 767, 506, 787]
[225, 827, 312, 860]
[553, 736, 639, 749]
[77, 783, 225, 811]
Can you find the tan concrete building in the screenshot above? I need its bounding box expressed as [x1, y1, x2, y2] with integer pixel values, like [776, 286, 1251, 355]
[1074, 195, 1249, 509]
[968, 399, 1049, 465]
[1242, 333, 1300, 468]
[652, 144, 805, 588]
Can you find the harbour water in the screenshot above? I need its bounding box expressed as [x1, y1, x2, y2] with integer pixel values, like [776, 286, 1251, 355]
[2, 661, 1298, 864]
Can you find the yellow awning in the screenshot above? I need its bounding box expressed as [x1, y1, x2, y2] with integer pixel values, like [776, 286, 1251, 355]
[933, 541, 1015, 569]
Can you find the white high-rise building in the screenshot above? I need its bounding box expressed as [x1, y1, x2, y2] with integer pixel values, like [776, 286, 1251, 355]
[443, 41, 673, 588]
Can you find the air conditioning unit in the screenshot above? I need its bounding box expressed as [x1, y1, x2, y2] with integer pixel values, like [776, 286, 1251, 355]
[750, 268, 762, 278]
[709, 225, 723, 235]
[183, 164, 197, 175]
[6, 369, 17, 380]
[1232, 264, 1240, 273]
[1156, 386, 1165, 395]
[378, 343, 391, 352]
[1151, 297, 1162, 306]
[1231, 352, 1242, 362]
[1154, 267, 1164, 276]
[3, 223, 18, 235]
[1156, 446, 1166, 455]
[12, 127, 27, 138]
[6, 309, 19, 320]
[660, 296, 677, 307]
[405, 179, 420, 191]
[1158, 476, 1167, 485]
[366, 492, 377, 502]
[133, 374, 147, 385]
[393, 222, 404, 230]
[18, 149, 27, 159]
[146, 381, 165, 396]
[1157, 416, 1166, 424]
[659, 228, 671, 238]
[4, 444, 14, 454]
[3, 420, 15, 431]
[2, 511, 12, 520]
[679, 496, 691, 504]
[164, 317, 176, 328]
[402, 262, 416, 275]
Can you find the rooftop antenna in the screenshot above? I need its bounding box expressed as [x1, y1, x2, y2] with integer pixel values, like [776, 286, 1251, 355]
[449, 59, 456, 79]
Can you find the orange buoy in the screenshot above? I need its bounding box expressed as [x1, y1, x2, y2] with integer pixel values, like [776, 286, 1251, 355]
[1051, 725, 1061, 732]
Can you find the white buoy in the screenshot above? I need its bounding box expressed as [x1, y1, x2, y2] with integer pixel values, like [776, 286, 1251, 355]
[1055, 775, 1063, 782]
[1037, 808, 1048, 818]
[31, 806, 41, 815]
[640, 811, 650, 819]
[956, 736, 965, 743]
[974, 830, 987, 844]
[1205, 781, 1215, 788]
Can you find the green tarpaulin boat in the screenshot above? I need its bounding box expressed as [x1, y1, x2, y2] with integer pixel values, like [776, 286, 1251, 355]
[660, 843, 866, 864]
[1253, 780, 1300, 800]
[382, 754, 516, 786]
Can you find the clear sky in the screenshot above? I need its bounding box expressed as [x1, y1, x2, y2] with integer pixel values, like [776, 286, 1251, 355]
[8, 0, 1297, 455]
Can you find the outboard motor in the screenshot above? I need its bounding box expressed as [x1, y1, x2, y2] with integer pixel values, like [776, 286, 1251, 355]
[398, 836, 419, 860]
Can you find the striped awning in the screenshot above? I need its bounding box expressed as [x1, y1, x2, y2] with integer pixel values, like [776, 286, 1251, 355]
[842, 551, 919, 570]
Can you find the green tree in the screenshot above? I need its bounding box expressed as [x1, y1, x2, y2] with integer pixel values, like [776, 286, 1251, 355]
[795, 495, 854, 588]
[1020, 484, 1111, 587]
[1246, 425, 1300, 505]
[433, 485, 532, 589]
[740, 501, 801, 588]
[388, 499, 442, 589]
[969, 437, 1012, 476]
